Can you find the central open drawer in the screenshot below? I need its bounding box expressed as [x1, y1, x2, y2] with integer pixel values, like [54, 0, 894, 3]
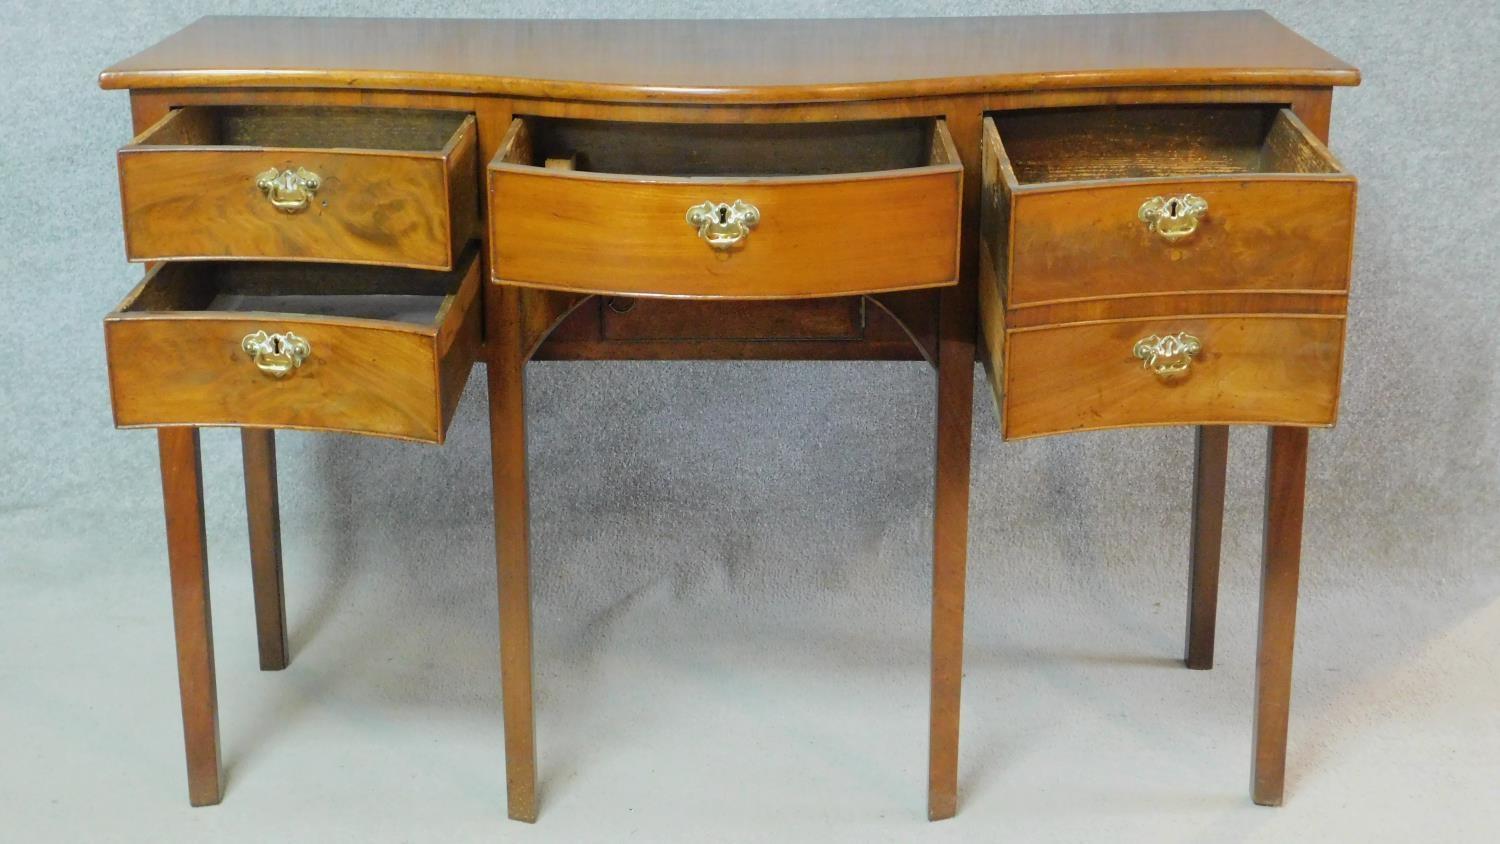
[487, 117, 962, 299]
[104, 246, 482, 443]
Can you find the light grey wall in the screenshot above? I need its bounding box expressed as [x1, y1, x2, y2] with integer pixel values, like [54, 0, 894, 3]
[2, 1, 1495, 610]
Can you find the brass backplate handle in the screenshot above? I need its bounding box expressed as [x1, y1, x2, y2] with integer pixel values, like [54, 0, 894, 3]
[1133, 332, 1201, 377]
[686, 200, 760, 250]
[1138, 194, 1207, 242]
[242, 330, 311, 378]
[256, 167, 321, 213]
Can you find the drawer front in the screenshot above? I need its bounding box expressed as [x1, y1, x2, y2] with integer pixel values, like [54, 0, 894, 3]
[1005, 177, 1356, 306]
[105, 256, 481, 443]
[119, 108, 478, 270]
[489, 118, 962, 299]
[1001, 315, 1345, 439]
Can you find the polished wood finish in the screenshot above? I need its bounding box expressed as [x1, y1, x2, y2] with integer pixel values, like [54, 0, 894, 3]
[1000, 315, 1345, 439]
[120, 106, 478, 270]
[986, 109, 1356, 308]
[1253, 426, 1309, 806]
[105, 251, 483, 443]
[1003, 291, 1350, 330]
[1186, 425, 1228, 670]
[928, 107, 981, 822]
[489, 117, 962, 298]
[488, 283, 539, 823]
[241, 428, 288, 671]
[158, 427, 222, 806]
[100, 12, 1359, 820]
[99, 13, 1358, 102]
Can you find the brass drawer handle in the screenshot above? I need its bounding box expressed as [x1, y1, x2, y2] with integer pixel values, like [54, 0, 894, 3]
[241, 330, 311, 378]
[256, 167, 321, 214]
[1133, 332, 1201, 377]
[686, 200, 760, 250]
[1138, 194, 1207, 242]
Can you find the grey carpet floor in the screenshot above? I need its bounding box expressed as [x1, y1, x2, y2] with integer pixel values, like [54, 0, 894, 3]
[5, 482, 1496, 842]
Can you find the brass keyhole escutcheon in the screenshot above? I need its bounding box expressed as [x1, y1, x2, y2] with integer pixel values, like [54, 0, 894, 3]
[241, 330, 312, 378]
[256, 167, 321, 214]
[1133, 332, 1201, 377]
[686, 200, 760, 250]
[1138, 193, 1208, 242]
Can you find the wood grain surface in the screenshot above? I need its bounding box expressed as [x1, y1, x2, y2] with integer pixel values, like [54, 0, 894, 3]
[120, 106, 477, 270]
[489, 117, 961, 298]
[105, 252, 482, 442]
[1001, 315, 1345, 438]
[99, 13, 1358, 102]
[157, 428, 222, 807]
[1253, 426, 1310, 806]
[986, 110, 1356, 307]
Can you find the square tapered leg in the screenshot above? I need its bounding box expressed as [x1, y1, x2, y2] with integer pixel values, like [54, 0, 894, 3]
[1186, 425, 1229, 669]
[1252, 426, 1308, 806]
[159, 427, 223, 806]
[241, 428, 288, 671]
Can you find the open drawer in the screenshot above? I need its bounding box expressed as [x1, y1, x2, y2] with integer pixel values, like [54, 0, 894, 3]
[104, 245, 482, 443]
[488, 117, 962, 298]
[983, 105, 1357, 308]
[119, 106, 479, 270]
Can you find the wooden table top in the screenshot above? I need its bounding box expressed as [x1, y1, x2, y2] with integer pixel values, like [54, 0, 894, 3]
[100, 12, 1359, 103]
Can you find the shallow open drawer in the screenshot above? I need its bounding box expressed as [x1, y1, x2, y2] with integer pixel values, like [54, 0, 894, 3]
[119, 105, 479, 270]
[104, 245, 482, 443]
[983, 105, 1357, 308]
[488, 116, 962, 299]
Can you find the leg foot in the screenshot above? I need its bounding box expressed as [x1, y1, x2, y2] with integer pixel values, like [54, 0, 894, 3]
[1251, 426, 1308, 806]
[242, 429, 288, 671]
[1186, 426, 1228, 670]
[159, 428, 223, 806]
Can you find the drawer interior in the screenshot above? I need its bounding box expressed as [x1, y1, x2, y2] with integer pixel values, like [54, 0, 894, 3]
[990, 105, 1340, 184]
[507, 116, 950, 176]
[117, 254, 473, 325]
[133, 105, 470, 152]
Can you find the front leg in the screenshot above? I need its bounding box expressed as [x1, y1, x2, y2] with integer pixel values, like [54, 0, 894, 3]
[928, 286, 975, 821]
[159, 427, 223, 806]
[1251, 426, 1309, 805]
[489, 286, 538, 822]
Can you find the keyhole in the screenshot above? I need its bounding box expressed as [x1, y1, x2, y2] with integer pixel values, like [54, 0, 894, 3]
[1166, 198, 1181, 217]
[269, 337, 284, 354]
[716, 205, 729, 224]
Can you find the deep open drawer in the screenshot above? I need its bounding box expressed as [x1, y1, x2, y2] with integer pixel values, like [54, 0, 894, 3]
[104, 246, 482, 443]
[488, 116, 962, 299]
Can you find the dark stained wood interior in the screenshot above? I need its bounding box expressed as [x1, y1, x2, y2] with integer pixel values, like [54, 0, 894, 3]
[137, 105, 470, 151]
[521, 117, 936, 176]
[120, 248, 477, 314]
[992, 104, 1339, 183]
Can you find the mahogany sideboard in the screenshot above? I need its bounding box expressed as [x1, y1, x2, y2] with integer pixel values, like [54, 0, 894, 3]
[99, 12, 1359, 821]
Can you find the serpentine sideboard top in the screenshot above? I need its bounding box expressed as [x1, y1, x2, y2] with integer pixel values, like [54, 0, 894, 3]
[100, 12, 1359, 102]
